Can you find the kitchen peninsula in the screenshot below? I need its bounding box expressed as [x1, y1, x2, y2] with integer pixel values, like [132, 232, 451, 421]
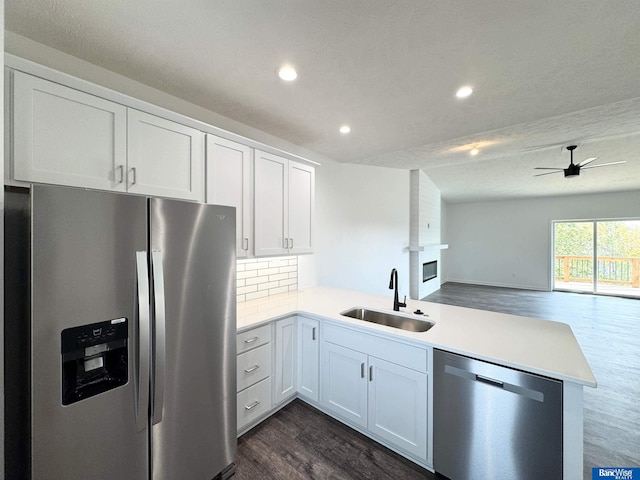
[236, 286, 596, 480]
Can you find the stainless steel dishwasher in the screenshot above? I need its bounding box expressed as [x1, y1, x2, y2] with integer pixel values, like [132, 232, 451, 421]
[433, 349, 563, 480]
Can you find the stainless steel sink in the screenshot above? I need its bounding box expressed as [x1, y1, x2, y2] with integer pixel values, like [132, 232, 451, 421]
[340, 307, 434, 332]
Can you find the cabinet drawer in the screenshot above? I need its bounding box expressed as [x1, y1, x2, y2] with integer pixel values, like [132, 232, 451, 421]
[324, 323, 427, 373]
[237, 377, 272, 431]
[237, 343, 272, 392]
[237, 324, 271, 354]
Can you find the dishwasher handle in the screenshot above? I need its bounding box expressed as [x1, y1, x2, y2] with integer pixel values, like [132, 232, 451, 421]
[475, 374, 504, 388]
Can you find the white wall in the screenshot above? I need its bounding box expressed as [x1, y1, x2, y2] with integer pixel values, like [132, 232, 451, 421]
[445, 190, 640, 290]
[315, 159, 411, 296]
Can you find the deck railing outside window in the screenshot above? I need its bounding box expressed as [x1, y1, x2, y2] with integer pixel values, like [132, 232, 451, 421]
[555, 255, 640, 288]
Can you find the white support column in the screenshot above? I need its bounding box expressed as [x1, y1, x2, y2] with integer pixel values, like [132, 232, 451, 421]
[563, 381, 584, 480]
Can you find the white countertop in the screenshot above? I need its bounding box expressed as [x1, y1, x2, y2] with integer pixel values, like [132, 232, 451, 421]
[237, 286, 597, 387]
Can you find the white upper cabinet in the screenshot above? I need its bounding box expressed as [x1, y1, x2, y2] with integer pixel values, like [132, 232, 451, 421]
[10, 71, 204, 201]
[127, 109, 204, 201]
[288, 161, 315, 254]
[11, 71, 128, 191]
[206, 135, 252, 257]
[254, 150, 314, 256]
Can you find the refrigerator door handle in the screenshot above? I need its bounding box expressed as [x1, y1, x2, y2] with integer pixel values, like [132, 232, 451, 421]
[151, 250, 167, 425]
[135, 251, 151, 432]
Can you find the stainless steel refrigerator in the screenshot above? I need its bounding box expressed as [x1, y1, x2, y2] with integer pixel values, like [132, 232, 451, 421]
[5, 184, 237, 480]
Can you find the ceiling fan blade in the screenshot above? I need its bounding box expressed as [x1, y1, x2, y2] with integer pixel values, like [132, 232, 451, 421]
[581, 161, 627, 170]
[534, 167, 564, 170]
[578, 157, 598, 167]
[534, 170, 563, 177]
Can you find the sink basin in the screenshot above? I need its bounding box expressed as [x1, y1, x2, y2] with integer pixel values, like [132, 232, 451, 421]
[340, 307, 434, 333]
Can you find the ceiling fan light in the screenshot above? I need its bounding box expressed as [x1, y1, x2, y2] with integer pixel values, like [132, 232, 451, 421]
[470, 148, 480, 156]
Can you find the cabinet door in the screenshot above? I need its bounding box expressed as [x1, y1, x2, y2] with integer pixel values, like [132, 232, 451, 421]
[321, 342, 368, 429]
[254, 150, 288, 256]
[274, 318, 296, 404]
[127, 109, 204, 201]
[206, 135, 252, 257]
[288, 161, 314, 254]
[368, 357, 428, 460]
[12, 71, 127, 191]
[297, 317, 319, 402]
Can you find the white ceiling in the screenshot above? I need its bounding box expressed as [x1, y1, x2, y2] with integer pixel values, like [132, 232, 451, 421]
[5, 0, 640, 202]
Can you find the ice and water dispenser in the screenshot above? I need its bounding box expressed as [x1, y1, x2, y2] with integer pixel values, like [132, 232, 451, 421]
[61, 318, 129, 405]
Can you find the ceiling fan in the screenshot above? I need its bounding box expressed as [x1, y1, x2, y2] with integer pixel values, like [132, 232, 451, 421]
[534, 145, 626, 178]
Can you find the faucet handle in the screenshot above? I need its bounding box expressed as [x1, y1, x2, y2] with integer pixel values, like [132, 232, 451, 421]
[400, 295, 407, 308]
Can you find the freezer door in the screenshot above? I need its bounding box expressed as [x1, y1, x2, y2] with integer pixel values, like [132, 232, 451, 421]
[150, 198, 237, 480]
[30, 185, 149, 480]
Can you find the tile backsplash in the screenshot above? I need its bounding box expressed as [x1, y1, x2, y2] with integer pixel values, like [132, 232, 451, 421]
[236, 256, 298, 303]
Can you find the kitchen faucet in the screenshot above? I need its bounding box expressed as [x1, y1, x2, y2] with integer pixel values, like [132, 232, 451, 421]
[388, 268, 407, 311]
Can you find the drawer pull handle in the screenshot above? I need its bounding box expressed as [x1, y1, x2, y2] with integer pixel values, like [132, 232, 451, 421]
[244, 365, 260, 373]
[361, 362, 365, 379]
[369, 365, 374, 382]
[245, 400, 260, 411]
[244, 336, 259, 344]
[312, 327, 317, 341]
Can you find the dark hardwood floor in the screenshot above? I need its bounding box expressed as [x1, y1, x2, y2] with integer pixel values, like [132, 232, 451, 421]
[236, 283, 640, 480]
[236, 399, 436, 480]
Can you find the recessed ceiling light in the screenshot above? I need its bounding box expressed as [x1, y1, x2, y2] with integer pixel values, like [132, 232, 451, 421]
[456, 86, 473, 98]
[470, 148, 480, 156]
[339, 125, 351, 134]
[277, 65, 298, 81]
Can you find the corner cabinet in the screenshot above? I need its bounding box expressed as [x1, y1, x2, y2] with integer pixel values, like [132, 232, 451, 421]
[274, 317, 297, 405]
[321, 323, 429, 463]
[254, 150, 314, 256]
[9, 70, 204, 202]
[206, 135, 252, 257]
[297, 317, 320, 402]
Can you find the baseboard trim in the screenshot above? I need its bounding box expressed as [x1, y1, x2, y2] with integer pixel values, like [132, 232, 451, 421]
[443, 279, 551, 292]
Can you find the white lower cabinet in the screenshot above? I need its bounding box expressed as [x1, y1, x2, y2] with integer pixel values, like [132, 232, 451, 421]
[274, 317, 296, 404]
[236, 318, 430, 467]
[322, 342, 368, 428]
[236, 325, 273, 433]
[237, 377, 272, 431]
[297, 317, 320, 402]
[367, 357, 427, 460]
[320, 323, 429, 462]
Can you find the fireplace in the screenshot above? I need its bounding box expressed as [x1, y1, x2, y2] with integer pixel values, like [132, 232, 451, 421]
[423, 260, 437, 283]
